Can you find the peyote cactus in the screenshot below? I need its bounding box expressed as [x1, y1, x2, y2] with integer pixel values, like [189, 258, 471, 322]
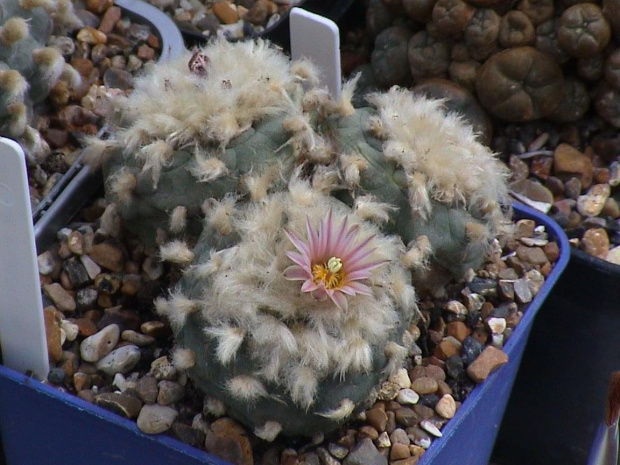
[86, 38, 512, 438]
[157, 183, 419, 437]
[0, 0, 82, 161]
[321, 86, 511, 292]
[85, 39, 349, 249]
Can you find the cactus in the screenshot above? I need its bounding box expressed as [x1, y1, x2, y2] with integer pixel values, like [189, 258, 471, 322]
[0, 0, 82, 161]
[321, 87, 512, 292]
[89, 38, 510, 287]
[87, 39, 512, 438]
[157, 184, 419, 438]
[86, 39, 348, 249]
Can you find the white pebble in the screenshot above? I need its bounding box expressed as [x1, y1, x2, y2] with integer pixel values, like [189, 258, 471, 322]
[396, 388, 419, 405]
[96, 345, 141, 375]
[420, 420, 443, 438]
[60, 320, 79, 342]
[487, 317, 506, 334]
[389, 368, 411, 389]
[80, 324, 120, 362]
[137, 404, 178, 434]
[376, 431, 391, 448]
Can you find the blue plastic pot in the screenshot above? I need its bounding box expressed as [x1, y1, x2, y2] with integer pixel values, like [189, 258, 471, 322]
[0, 203, 569, 464]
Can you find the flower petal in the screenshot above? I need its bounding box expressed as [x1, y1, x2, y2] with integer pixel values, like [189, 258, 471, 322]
[302, 279, 320, 293]
[286, 251, 310, 269]
[285, 229, 309, 257]
[340, 233, 375, 263]
[306, 217, 320, 258]
[346, 269, 372, 281]
[283, 265, 311, 281]
[311, 286, 328, 301]
[317, 209, 333, 259]
[342, 281, 373, 296]
[329, 291, 348, 311]
[333, 215, 350, 252]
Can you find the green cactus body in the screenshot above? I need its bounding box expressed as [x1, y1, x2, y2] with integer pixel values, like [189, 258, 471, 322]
[159, 188, 418, 438]
[102, 115, 298, 248]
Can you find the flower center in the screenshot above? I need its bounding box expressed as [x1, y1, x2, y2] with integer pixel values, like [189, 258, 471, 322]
[312, 256, 344, 289]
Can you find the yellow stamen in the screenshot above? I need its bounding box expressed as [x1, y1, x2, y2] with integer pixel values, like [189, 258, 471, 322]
[312, 256, 344, 289]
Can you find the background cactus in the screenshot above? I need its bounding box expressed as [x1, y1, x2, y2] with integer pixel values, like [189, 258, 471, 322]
[157, 185, 419, 438]
[0, 0, 82, 161]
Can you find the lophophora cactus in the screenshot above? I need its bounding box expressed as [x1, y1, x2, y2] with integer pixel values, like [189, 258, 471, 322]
[0, 0, 82, 161]
[325, 86, 511, 292]
[87, 38, 511, 437]
[85, 39, 350, 249]
[363, 0, 620, 129]
[157, 184, 419, 437]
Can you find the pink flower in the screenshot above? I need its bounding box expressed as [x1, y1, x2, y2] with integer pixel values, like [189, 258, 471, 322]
[283, 210, 388, 311]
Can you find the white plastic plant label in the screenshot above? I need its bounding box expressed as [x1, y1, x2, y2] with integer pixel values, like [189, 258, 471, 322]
[290, 8, 342, 99]
[0, 137, 49, 380]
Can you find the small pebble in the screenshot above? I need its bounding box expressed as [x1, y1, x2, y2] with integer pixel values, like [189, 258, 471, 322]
[137, 404, 178, 433]
[96, 344, 141, 375]
[80, 324, 120, 362]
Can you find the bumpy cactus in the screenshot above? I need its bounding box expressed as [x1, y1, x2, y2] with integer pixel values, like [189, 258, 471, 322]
[157, 184, 419, 438]
[0, 0, 82, 161]
[323, 87, 511, 291]
[86, 39, 350, 248]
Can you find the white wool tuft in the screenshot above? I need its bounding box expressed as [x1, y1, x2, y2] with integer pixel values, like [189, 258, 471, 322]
[227, 375, 267, 402]
[287, 365, 318, 410]
[203, 195, 237, 236]
[354, 195, 397, 224]
[206, 326, 246, 365]
[367, 88, 510, 211]
[383, 342, 408, 376]
[340, 153, 368, 187]
[171, 347, 196, 370]
[163, 292, 201, 330]
[107, 168, 136, 205]
[190, 155, 228, 183]
[402, 235, 432, 270]
[159, 240, 195, 265]
[317, 398, 356, 420]
[204, 396, 226, 417]
[169, 206, 187, 234]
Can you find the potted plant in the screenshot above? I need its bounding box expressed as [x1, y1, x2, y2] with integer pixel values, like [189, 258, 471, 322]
[0, 27, 571, 464]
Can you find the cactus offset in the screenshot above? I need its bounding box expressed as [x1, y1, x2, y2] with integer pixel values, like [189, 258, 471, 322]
[157, 184, 418, 437]
[0, 0, 81, 161]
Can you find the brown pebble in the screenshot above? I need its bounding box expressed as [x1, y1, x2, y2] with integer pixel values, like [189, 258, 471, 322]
[466, 346, 509, 382]
[85, 0, 113, 14]
[411, 377, 439, 395]
[553, 143, 594, 188]
[77, 27, 108, 45]
[74, 372, 91, 391]
[433, 338, 461, 360]
[390, 443, 411, 460]
[581, 228, 610, 259]
[98, 5, 121, 34]
[366, 407, 389, 432]
[43, 283, 76, 313]
[409, 365, 445, 382]
[147, 34, 160, 49]
[446, 321, 471, 342]
[357, 425, 379, 441]
[394, 407, 419, 427]
[137, 44, 155, 61]
[140, 320, 171, 338]
[44, 307, 63, 363]
[89, 242, 125, 272]
[212, 1, 240, 24]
